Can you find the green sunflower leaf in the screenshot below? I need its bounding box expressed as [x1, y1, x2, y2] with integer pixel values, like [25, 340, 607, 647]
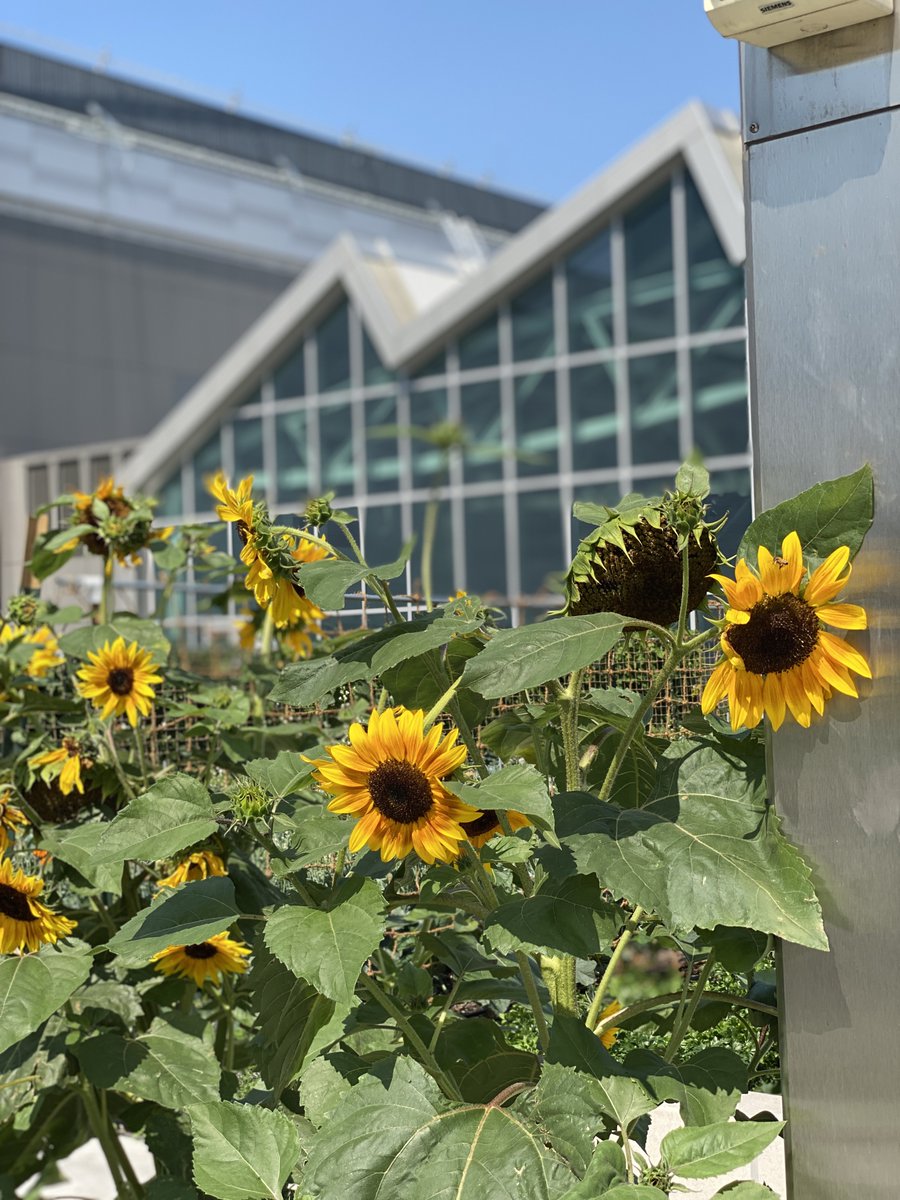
[596, 1187, 665, 1199]
[738, 464, 873, 569]
[555, 742, 827, 950]
[0, 942, 92, 1056]
[38, 820, 123, 894]
[484, 875, 620, 958]
[295, 537, 414, 611]
[660, 1119, 784, 1179]
[58, 615, 171, 662]
[461, 614, 626, 698]
[75, 1017, 221, 1110]
[446, 762, 554, 829]
[711, 1184, 780, 1198]
[270, 602, 485, 707]
[107, 876, 240, 963]
[189, 1100, 302, 1200]
[244, 750, 313, 799]
[300, 1058, 576, 1199]
[264, 877, 385, 1008]
[556, 1141, 626, 1199]
[95, 774, 217, 865]
[624, 1047, 746, 1126]
[542, 1018, 657, 1133]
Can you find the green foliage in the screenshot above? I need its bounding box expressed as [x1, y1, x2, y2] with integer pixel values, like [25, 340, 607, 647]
[0, 944, 92, 1055]
[108, 877, 241, 962]
[189, 1101, 302, 1200]
[96, 775, 217, 864]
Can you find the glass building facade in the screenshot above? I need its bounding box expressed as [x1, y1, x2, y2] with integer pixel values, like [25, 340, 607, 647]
[151, 168, 749, 632]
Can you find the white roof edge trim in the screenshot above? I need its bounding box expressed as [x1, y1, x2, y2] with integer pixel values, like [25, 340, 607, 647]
[123, 101, 745, 493]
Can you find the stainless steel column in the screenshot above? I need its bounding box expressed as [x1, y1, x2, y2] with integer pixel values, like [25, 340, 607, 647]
[742, 15, 900, 1199]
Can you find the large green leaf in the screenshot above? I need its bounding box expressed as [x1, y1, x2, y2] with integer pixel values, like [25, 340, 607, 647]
[58, 615, 171, 663]
[544, 1017, 656, 1132]
[432, 1018, 539, 1104]
[75, 1017, 221, 1110]
[557, 1142, 626, 1198]
[251, 950, 338, 1100]
[712, 1186, 780, 1198]
[297, 539, 413, 611]
[245, 751, 312, 799]
[271, 802, 349, 872]
[598, 1188, 664, 1199]
[300, 1058, 575, 1199]
[738, 464, 873, 569]
[661, 1119, 784, 1179]
[484, 875, 620, 958]
[108, 876, 240, 962]
[190, 1101, 302, 1200]
[95, 774, 217, 864]
[446, 763, 555, 830]
[271, 603, 485, 707]
[556, 743, 827, 949]
[264, 878, 385, 1007]
[0, 943, 92, 1055]
[38, 821, 123, 894]
[625, 1047, 745, 1126]
[461, 614, 626, 698]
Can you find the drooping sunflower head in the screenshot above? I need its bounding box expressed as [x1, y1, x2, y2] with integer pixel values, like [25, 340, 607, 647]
[64, 478, 156, 562]
[309, 706, 480, 864]
[0, 856, 76, 954]
[150, 931, 251, 987]
[702, 531, 871, 731]
[156, 849, 227, 890]
[76, 637, 163, 726]
[596, 999, 623, 1050]
[561, 487, 719, 626]
[1, 624, 65, 680]
[207, 473, 258, 565]
[29, 737, 89, 798]
[461, 808, 531, 851]
[0, 791, 29, 855]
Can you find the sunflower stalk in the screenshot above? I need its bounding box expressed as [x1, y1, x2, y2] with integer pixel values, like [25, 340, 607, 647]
[585, 905, 644, 1032]
[98, 555, 114, 625]
[259, 604, 275, 664]
[664, 951, 717, 1062]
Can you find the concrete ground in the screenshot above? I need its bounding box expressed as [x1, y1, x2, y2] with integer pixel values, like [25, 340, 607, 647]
[18, 1093, 785, 1198]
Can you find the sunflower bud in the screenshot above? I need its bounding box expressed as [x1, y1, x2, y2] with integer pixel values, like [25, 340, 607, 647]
[304, 494, 334, 528]
[7, 595, 47, 627]
[561, 488, 719, 627]
[231, 779, 271, 821]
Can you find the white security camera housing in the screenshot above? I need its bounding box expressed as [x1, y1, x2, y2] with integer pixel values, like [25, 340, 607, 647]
[704, 0, 894, 46]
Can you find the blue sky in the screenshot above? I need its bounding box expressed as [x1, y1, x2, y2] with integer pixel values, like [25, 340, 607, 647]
[0, 2, 741, 202]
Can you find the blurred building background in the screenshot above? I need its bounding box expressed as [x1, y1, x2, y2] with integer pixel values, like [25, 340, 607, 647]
[0, 41, 749, 633]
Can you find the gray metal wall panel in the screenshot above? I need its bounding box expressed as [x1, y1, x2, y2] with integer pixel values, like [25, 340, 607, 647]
[0, 43, 544, 233]
[745, 107, 900, 1199]
[0, 213, 293, 456]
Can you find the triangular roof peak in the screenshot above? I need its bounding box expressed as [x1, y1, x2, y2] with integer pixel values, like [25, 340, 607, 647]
[124, 101, 744, 492]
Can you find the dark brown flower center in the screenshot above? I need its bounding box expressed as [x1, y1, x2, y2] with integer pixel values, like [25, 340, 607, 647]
[461, 810, 502, 838]
[367, 759, 434, 824]
[236, 520, 251, 547]
[726, 593, 821, 675]
[291, 579, 307, 600]
[0, 882, 37, 922]
[107, 667, 134, 696]
[184, 942, 218, 959]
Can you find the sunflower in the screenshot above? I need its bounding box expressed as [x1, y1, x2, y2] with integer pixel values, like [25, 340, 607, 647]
[702, 531, 871, 731]
[29, 739, 86, 796]
[0, 792, 29, 855]
[0, 856, 75, 953]
[1, 624, 64, 679]
[461, 808, 530, 850]
[595, 999, 623, 1050]
[157, 849, 227, 890]
[309, 707, 480, 864]
[208, 473, 258, 566]
[149, 930, 251, 987]
[77, 637, 163, 726]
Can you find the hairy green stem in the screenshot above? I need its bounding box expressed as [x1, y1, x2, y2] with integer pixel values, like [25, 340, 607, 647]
[259, 605, 275, 665]
[421, 496, 440, 612]
[585, 905, 644, 1031]
[540, 954, 578, 1018]
[131, 725, 149, 792]
[558, 667, 586, 793]
[664, 951, 717, 1062]
[516, 951, 550, 1052]
[423, 675, 462, 729]
[428, 973, 464, 1054]
[360, 972, 463, 1102]
[99, 556, 114, 625]
[105, 726, 137, 803]
[592, 988, 779, 1041]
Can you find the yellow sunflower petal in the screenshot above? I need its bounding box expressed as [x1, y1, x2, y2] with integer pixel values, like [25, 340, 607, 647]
[816, 603, 867, 630]
[818, 630, 871, 679]
[762, 673, 786, 731]
[804, 547, 851, 606]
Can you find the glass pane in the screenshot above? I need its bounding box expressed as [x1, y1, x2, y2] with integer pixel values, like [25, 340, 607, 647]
[511, 273, 555, 361]
[412, 499, 454, 598]
[239, 387, 262, 409]
[233, 417, 267, 492]
[515, 370, 558, 478]
[365, 394, 401, 494]
[687, 175, 745, 333]
[625, 184, 675, 343]
[459, 314, 499, 371]
[193, 432, 222, 513]
[708, 467, 752, 561]
[27, 465, 49, 512]
[409, 389, 448, 488]
[316, 301, 351, 393]
[460, 379, 504, 484]
[275, 410, 309, 503]
[569, 362, 618, 472]
[89, 455, 112, 486]
[465, 495, 506, 599]
[362, 503, 403, 570]
[412, 349, 445, 381]
[273, 342, 305, 400]
[629, 354, 680, 466]
[363, 328, 394, 387]
[567, 229, 614, 353]
[319, 403, 356, 495]
[58, 460, 80, 493]
[518, 491, 564, 595]
[691, 340, 749, 458]
[157, 471, 183, 518]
